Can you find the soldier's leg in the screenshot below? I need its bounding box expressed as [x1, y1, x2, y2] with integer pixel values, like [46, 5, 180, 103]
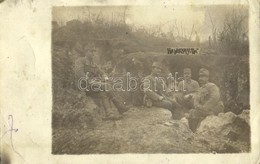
[101, 96, 122, 120]
[187, 109, 205, 132]
[90, 87, 121, 120]
[110, 96, 132, 114]
[153, 100, 175, 118]
[89, 91, 108, 117]
[93, 81, 131, 114]
[153, 99, 173, 110]
[105, 89, 132, 114]
[153, 99, 185, 120]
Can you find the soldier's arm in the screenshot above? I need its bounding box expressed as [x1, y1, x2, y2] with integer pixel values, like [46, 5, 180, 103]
[193, 81, 200, 92]
[193, 91, 200, 108]
[186, 81, 199, 94]
[143, 78, 162, 101]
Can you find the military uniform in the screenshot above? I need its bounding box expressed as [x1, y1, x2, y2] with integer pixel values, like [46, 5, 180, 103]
[187, 68, 224, 131]
[168, 69, 200, 117]
[177, 79, 199, 95]
[143, 62, 176, 117]
[143, 74, 173, 110]
[193, 82, 224, 115]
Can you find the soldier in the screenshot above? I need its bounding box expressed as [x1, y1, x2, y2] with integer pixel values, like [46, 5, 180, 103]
[186, 68, 224, 132]
[143, 62, 179, 118]
[178, 68, 199, 94]
[75, 43, 129, 120]
[177, 68, 199, 109]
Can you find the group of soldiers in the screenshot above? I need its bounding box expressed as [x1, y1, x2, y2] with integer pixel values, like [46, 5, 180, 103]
[73, 42, 224, 132]
[143, 63, 224, 131]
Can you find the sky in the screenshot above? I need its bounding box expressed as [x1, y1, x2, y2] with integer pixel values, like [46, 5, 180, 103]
[53, 5, 248, 41]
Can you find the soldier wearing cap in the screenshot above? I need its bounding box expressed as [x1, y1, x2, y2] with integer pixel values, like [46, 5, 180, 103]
[176, 68, 199, 109]
[186, 68, 224, 132]
[178, 68, 199, 95]
[143, 62, 179, 118]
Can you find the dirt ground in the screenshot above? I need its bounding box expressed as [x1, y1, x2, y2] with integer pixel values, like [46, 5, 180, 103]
[52, 105, 250, 154]
[53, 107, 206, 154]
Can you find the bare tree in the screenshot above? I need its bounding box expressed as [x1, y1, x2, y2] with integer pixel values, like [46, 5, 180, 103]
[217, 5, 248, 55]
[207, 9, 217, 45]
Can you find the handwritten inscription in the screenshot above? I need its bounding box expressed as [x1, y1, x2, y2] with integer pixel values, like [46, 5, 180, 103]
[167, 47, 200, 55]
[1, 115, 24, 160]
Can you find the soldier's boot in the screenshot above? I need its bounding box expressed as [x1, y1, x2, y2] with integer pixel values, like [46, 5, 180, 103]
[188, 117, 200, 132]
[109, 100, 123, 120]
[186, 109, 204, 132]
[102, 98, 122, 120]
[106, 92, 132, 114]
[111, 98, 132, 114]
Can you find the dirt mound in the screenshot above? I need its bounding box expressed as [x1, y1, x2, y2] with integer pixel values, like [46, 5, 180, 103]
[53, 105, 250, 154]
[52, 107, 211, 154]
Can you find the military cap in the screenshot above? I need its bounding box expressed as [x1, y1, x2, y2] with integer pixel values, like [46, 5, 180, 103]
[199, 68, 209, 77]
[183, 68, 191, 73]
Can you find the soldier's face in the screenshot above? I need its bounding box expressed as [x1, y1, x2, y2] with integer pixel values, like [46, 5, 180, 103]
[184, 72, 191, 80]
[199, 76, 208, 85]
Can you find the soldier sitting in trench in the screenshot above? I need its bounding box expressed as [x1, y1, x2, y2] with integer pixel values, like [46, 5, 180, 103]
[171, 68, 200, 117]
[143, 62, 182, 119]
[177, 68, 199, 103]
[185, 68, 224, 132]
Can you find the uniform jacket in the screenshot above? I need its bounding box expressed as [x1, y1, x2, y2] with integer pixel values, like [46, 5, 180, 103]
[193, 82, 224, 115]
[74, 57, 106, 81]
[177, 79, 199, 94]
[143, 74, 167, 101]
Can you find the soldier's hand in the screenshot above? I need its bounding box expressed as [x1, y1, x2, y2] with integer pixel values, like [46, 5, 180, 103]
[159, 96, 164, 101]
[184, 94, 192, 100]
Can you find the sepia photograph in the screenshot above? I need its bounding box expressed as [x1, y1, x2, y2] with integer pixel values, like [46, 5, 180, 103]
[51, 5, 250, 154]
